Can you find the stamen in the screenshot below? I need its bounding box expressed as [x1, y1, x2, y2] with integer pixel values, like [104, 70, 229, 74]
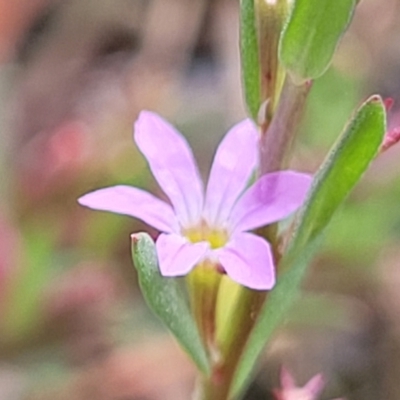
[183, 220, 229, 249]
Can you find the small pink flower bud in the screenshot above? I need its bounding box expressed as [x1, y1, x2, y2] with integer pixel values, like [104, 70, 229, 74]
[380, 127, 400, 153]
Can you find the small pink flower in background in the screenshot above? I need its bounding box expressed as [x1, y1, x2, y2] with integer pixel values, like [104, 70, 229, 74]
[78, 111, 311, 290]
[380, 126, 400, 153]
[274, 368, 344, 400]
[380, 98, 400, 154]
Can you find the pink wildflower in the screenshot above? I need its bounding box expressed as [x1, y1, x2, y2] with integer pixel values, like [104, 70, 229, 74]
[78, 111, 311, 290]
[274, 368, 344, 400]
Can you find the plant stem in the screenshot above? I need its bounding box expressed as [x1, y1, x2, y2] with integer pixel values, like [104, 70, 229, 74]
[199, 288, 267, 400]
[259, 76, 311, 174]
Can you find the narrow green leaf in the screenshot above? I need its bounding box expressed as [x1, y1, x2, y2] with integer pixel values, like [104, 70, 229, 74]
[279, 0, 356, 84]
[131, 232, 210, 375]
[232, 95, 386, 396]
[287, 95, 386, 256]
[240, 0, 261, 120]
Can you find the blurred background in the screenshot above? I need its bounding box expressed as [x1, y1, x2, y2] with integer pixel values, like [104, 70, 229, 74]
[0, 0, 400, 399]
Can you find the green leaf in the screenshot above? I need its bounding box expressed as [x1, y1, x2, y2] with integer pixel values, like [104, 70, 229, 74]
[279, 0, 356, 84]
[240, 0, 261, 120]
[131, 232, 210, 375]
[231, 95, 386, 396]
[288, 96, 386, 255]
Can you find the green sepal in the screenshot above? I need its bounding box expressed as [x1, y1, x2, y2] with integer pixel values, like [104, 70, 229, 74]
[131, 232, 210, 375]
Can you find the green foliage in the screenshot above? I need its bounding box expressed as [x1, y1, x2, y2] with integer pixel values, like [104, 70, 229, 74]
[240, 0, 261, 120]
[231, 95, 386, 397]
[288, 96, 386, 253]
[2, 230, 55, 340]
[322, 197, 394, 267]
[279, 0, 356, 84]
[131, 233, 210, 375]
[302, 67, 361, 147]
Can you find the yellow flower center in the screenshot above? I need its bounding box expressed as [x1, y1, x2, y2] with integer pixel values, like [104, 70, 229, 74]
[184, 221, 229, 250]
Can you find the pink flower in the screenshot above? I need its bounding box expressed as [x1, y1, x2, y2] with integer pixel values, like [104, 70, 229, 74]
[274, 368, 344, 400]
[78, 111, 311, 290]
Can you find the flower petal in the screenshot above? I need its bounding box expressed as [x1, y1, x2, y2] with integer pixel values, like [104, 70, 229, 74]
[216, 232, 275, 290]
[303, 374, 325, 397]
[78, 185, 179, 233]
[134, 111, 204, 227]
[204, 119, 259, 227]
[156, 233, 209, 276]
[230, 171, 312, 233]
